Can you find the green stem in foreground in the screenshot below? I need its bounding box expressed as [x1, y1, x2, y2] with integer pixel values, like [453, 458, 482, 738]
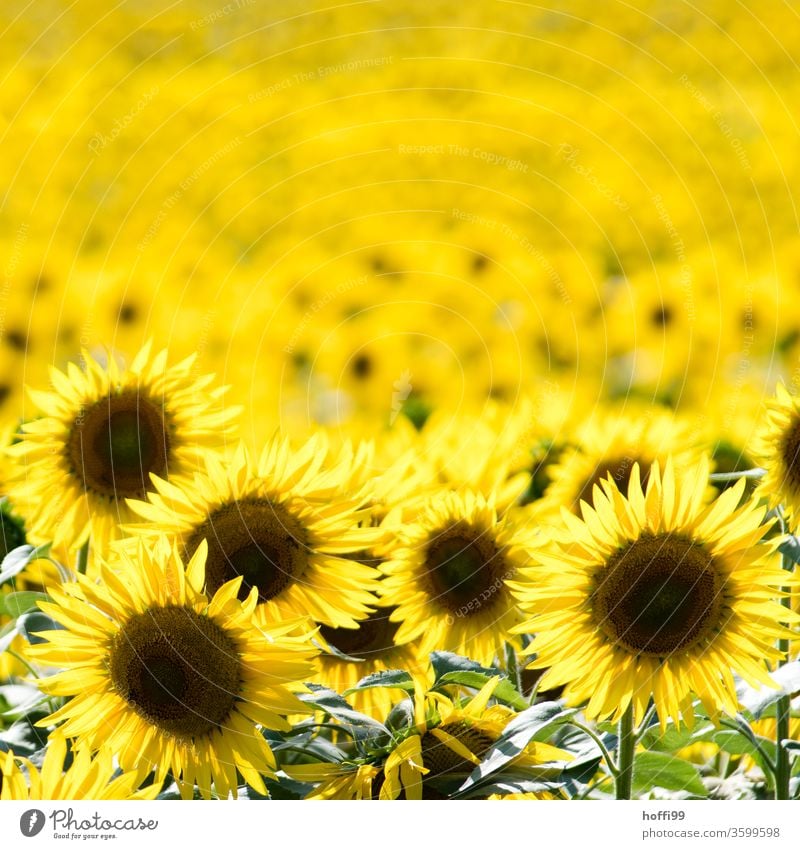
[504, 642, 523, 695]
[775, 526, 795, 800]
[616, 702, 636, 800]
[75, 539, 90, 576]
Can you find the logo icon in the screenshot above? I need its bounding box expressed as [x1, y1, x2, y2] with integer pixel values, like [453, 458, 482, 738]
[20, 810, 46, 837]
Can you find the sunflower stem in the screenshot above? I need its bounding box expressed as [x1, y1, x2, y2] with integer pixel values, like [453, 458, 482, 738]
[504, 642, 522, 695]
[75, 539, 89, 575]
[775, 516, 794, 800]
[572, 721, 619, 777]
[775, 695, 791, 800]
[615, 702, 636, 800]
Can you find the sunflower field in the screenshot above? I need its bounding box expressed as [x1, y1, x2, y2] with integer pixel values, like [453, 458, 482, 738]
[1, 0, 800, 806]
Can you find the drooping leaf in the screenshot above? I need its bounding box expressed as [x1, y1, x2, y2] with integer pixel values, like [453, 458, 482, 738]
[0, 544, 52, 586]
[0, 591, 51, 618]
[457, 701, 576, 793]
[344, 669, 415, 695]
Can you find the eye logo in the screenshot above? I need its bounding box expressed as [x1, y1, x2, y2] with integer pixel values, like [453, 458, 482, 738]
[20, 809, 46, 837]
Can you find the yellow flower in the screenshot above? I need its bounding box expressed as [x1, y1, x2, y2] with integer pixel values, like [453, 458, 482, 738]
[510, 458, 798, 728]
[1, 732, 158, 800]
[380, 490, 535, 665]
[27, 539, 318, 799]
[6, 344, 238, 555]
[755, 382, 800, 523]
[125, 437, 381, 627]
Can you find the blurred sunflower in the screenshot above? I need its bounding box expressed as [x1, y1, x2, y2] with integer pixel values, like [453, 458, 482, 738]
[27, 539, 318, 799]
[540, 410, 705, 518]
[6, 344, 238, 555]
[510, 458, 797, 728]
[755, 382, 800, 522]
[1, 732, 158, 800]
[126, 438, 381, 627]
[380, 490, 536, 665]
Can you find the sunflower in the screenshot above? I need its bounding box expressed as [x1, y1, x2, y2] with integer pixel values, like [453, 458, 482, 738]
[297, 678, 566, 800]
[27, 539, 318, 799]
[509, 458, 798, 728]
[539, 409, 705, 520]
[380, 490, 536, 665]
[1, 732, 159, 800]
[315, 598, 427, 718]
[5, 343, 238, 555]
[125, 437, 381, 628]
[754, 382, 800, 522]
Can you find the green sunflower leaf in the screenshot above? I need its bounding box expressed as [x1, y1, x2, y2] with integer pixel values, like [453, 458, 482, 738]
[344, 668, 415, 694]
[16, 611, 64, 644]
[736, 662, 800, 719]
[429, 651, 526, 709]
[712, 730, 777, 772]
[457, 701, 576, 793]
[0, 591, 50, 618]
[298, 683, 390, 743]
[0, 544, 51, 586]
[632, 751, 707, 797]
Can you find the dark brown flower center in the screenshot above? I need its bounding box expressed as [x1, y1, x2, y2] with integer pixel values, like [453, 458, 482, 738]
[779, 415, 800, 493]
[575, 455, 649, 512]
[422, 523, 509, 616]
[318, 606, 400, 659]
[67, 390, 170, 500]
[592, 533, 726, 656]
[420, 722, 496, 778]
[186, 498, 309, 603]
[109, 605, 241, 739]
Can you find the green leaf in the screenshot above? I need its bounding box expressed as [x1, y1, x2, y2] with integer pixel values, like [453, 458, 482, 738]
[0, 591, 50, 618]
[713, 730, 776, 768]
[298, 683, 389, 744]
[16, 611, 64, 644]
[632, 751, 707, 797]
[0, 721, 49, 757]
[457, 701, 576, 793]
[344, 669, 415, 694]
[737, 662, 800, 719]
[0, 544, 51, 586]
[436, 671, 527, 710]
[640, 719, 715, 753]
[430, 651, 526, 709]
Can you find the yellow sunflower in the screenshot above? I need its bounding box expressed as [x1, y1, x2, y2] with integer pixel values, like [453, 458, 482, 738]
[539, 409, 705, 519]
[1, 732, 159, 800]
[125, 438, 381, 628]
[315, 600, 427, 718]
[510, 458, 798, 729]
[6, 344, 238, 555]
[380, 490, 535, 666]
[754, 382, 800, 522]
[27, 539, 318, 799]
